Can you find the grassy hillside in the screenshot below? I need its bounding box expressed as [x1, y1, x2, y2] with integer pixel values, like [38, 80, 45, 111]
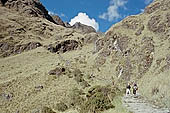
[0, 42, 129, 113]
[0, 4, 127, 113]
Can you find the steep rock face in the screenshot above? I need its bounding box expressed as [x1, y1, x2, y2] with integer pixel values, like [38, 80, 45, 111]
[72, 22, 96, 33]
[0, 0, 57, 24]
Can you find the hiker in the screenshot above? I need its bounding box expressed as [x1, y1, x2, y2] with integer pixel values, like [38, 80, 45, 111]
[1, 0, 6, 6]
[133, 83, 138, 95]
[126, 83, 131, 96]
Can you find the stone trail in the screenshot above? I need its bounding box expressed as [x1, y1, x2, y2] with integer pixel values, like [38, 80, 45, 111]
[123, 95, 170, 113]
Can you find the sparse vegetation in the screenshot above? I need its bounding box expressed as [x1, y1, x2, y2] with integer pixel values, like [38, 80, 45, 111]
[79, 85, 120, 113]
[67, 85, 123, 113]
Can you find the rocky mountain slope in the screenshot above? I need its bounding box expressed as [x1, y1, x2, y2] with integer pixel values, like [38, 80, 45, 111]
[98, 0, 170, 107]
[0, 0, 170, 113]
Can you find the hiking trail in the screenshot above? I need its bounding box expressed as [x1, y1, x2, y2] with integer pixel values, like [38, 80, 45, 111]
[123, 95, 170, 113]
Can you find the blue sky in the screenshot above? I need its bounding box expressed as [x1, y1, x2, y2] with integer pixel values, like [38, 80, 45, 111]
[40, 0, 153, 32]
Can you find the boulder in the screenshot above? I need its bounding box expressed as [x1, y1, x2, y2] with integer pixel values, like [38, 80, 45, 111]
[48, 67, 65, 76]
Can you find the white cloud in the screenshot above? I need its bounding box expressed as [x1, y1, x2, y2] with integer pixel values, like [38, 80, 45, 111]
[99, 0, 127, 21]
[69, 12, 99, 31]
[144, 0, 153, 4]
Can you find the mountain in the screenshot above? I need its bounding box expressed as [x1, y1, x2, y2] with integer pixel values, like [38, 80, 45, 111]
[0, 0, 99, 58]
[0, 0, 170, 113]
[96, 0, 170, 107]
[72, 22, 96, 33]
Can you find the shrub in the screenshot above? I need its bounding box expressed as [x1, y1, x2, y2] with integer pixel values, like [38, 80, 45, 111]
[80, 85, 117, 113]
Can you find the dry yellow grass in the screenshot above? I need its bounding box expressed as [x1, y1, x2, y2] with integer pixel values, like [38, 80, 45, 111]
[0, 47, 79, 113]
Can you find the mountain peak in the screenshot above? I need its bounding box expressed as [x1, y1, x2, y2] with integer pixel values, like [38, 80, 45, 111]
[72, 22, 96, 33]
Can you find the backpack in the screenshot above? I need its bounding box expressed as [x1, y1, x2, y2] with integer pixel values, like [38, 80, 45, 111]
[133, 86, 138, 90]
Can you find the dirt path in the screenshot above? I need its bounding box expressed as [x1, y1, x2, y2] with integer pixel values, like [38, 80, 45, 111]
[123, 95, 170, 113]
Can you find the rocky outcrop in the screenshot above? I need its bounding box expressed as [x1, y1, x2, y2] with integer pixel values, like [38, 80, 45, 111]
[72, 22, 96, 33]
[0, 41, 42, 57]
[48, 67, 65, 76]
[47, 40, 79, 53]
[0, 0, 57, 24]
[56, 40, 79, 53]
[51, 15, 65, 27]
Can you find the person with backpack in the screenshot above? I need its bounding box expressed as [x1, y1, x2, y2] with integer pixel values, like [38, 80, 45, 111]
[126, 83, 131, 96]
[133, 83, 138, 95]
